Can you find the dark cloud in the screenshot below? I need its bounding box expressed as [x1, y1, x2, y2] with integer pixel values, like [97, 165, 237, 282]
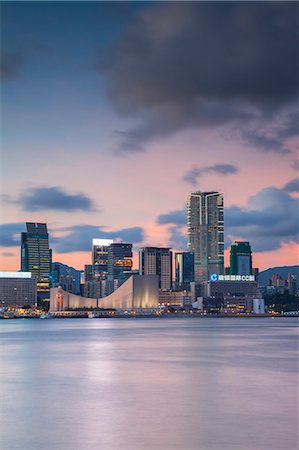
[20, 187, 95, 212]
[225, 188, 298, 251]
[0, 223, 144, 253]
[292, 160, 299, 171]
[52, 225, 144, 253]
[241, 130, 290, 154]
[96, 2, 299, 152]
[240, 108, 299, 154]
[277, 109, 299, 140]
[156, 187, 298, 252]
[283, 178, 299, 193]
[0, 223, 24, 247]
[1, 252, 15, 257]
[183, 164, 238, 187]
[157, 210, 186, 226]
[0, 50, 25, 80]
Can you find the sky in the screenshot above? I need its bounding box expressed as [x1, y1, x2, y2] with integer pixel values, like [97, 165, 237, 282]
[1, 1, 298, 272]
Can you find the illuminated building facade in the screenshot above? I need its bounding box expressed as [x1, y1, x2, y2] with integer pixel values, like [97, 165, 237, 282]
[139, 247, 173, 291]
[21, 222, 51, 297]
[107, 243, 133, 289]
[50, 275, 159, 311]
[175, 252, 194, 290]
[92, 238, 113, 281]
[187, 191, 224, 282]
[158, 290, 192, 307]
[230, 241, 252, 275]
[201, 277, 262, 313]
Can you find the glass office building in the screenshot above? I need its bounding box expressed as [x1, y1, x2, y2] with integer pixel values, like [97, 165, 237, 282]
[21, 222, 51, 296]
[139, 247, 173, 291]
[187, 191, 224, 282]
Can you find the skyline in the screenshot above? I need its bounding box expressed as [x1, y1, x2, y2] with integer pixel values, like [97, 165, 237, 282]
[1, 1, 298, 272]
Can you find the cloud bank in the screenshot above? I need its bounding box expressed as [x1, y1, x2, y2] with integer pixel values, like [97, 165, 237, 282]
[96, 2, 299, 153]
[19, 186, 96, 212]
[156, 184, 299, 252]
[183, 164, 238, 187]
[0, 223, 144, 254]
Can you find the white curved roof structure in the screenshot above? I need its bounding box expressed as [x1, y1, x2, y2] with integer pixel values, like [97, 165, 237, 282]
[50, 275, 159, 311]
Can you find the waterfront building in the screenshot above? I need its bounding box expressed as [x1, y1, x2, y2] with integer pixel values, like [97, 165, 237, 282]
[201, 275, 262, 313]
[253, 298, 265, 314]
[0, 272, 37, 308]
[230, 241, 252, 275]
[21, 222, 51, 297]
[139, 247, 172, 290]
[158, 290, 192, 307]
[92, 238, 113, 281]
[175, 252, 194, 290]
[50, 275, 159, 311]
[187, 191, 224, 282]
[107, 243, 133, 289]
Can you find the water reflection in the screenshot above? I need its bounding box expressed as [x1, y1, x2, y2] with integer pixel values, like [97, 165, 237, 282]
[1, 318, 298, 450]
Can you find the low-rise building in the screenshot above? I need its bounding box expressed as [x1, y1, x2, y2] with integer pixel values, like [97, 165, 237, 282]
[200, 274, 263, 313]
[158, 290, 192, 307]
[0, 272, 37, 308]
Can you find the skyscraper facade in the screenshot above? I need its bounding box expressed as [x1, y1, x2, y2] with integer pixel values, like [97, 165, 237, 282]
[187, 191, 224, 282]
[21, 222, 51, 296]
[175, 252, 194, 290]
[139, 247, 173, 290]
[51, 262, 81, 294]
[230, 241, 252, 275]
[92, 238, 113, 281]
[107, 243, 133, 288]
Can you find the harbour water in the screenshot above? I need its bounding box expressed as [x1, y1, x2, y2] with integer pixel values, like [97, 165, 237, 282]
[1, 317, 298, 450]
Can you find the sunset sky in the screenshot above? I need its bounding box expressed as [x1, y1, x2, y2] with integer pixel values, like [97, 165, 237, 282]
[1, 1, 298, 272]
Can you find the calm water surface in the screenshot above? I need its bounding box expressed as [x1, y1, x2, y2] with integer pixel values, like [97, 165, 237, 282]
[1, 317, 298, 450]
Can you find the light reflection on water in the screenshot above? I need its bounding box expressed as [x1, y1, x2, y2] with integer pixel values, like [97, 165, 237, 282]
[1, 317, 298, 450]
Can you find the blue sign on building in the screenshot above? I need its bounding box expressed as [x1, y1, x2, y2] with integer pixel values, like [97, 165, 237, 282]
[210, 273, 218, 281]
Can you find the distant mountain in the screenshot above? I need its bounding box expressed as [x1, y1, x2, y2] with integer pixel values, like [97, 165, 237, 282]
[259, 266, 299, 286]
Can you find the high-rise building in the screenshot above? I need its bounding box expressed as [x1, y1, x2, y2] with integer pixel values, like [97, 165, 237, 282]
[139, 247, 172, 291]
[107, 243, 133, 289]
[175, 252, 194, 290]
[92, 238, 113, 281]
[230, 241, 253, 275]
[187, 191, 224, 282]
[84, 264, 94, 282]
[51, 262, 81, 294]
[288, 273, 297, 295]
[21, 222, 51, 296]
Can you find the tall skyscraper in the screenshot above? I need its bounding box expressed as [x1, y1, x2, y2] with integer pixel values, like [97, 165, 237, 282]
[139, 247, 172, 291]
[175, 252, 194, 290]
[92, 238, 113, 281]
[21, 222, 51, 296]
[107, 243, 133, 288]
[187, 191, 224, 282]
[230, 241, 252, 275]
